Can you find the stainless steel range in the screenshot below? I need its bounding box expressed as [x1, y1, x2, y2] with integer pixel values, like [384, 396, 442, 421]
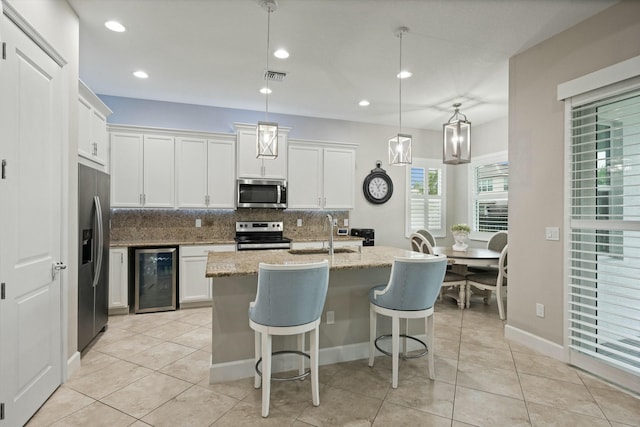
[235, 221, 292, 251]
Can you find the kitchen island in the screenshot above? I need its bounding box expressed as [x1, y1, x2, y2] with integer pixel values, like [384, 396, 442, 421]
[205, 245, 433, 383]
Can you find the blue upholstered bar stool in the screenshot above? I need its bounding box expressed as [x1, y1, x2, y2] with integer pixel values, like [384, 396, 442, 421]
[368, 256, 447, 388]
[249, 260, 329, 417]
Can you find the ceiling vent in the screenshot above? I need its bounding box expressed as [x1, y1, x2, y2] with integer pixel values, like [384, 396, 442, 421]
[264, 70, 287, 82]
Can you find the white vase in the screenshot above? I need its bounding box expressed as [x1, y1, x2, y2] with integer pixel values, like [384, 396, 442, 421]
[452, 231, 469, 251]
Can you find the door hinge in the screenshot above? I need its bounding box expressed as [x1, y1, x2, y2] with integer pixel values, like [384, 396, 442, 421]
[1, 283, 5, 300]
[2, 159, 6, 179]
[1, 402, 5, 420]
[2, 42, 6, 60]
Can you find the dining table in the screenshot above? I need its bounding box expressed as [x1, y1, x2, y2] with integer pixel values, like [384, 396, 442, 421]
[433, 246, 501, 308]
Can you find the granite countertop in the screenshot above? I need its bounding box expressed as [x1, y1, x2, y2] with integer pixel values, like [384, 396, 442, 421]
[206, 245, 432, 278]
[110, 235, 362, 248]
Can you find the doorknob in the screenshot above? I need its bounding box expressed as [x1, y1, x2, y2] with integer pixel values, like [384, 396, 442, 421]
[52, 261, 67, 279]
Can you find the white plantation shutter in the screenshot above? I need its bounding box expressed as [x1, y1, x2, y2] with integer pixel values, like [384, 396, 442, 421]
[406, 159, 446, 237]
[567, 85, 640, 377]
[472, 160, 509, 233]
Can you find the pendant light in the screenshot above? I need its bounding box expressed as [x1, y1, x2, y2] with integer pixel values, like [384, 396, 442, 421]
[443, 103, 471, 164]
[256, 0, 278, 159]
[388, 27, 412, 166]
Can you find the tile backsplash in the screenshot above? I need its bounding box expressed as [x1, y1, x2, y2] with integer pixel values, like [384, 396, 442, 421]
[110, 209, 350, 244]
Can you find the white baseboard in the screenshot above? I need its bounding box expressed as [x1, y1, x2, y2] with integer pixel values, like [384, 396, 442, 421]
[209, 341, 372, 384]
[66, 351, 81, 381]
[504, 324, 567, 362]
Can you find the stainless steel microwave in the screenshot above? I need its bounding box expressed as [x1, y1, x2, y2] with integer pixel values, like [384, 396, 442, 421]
[237, 178, 287, 209]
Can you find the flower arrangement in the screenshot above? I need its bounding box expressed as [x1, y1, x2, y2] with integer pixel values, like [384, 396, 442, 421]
[450, 224, 471, 233]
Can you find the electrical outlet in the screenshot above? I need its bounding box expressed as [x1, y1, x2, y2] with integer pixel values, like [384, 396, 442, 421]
[343, 218, 349, 226]
[195, 219, 202, 228]
[326, 311, 335, 324]
[536, 303, 545, 318]
[297, 218, 302, 227]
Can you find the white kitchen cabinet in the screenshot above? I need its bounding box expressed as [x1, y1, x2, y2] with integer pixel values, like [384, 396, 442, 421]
[176, 135, 236, 208]
[288, 140, 357, 209]
[235, 123, 290, 179]
[108, 248, 129, 314]
[179, 244, 236, 306]
[78, 80, 112, 169]
[110, 127, 175, 207]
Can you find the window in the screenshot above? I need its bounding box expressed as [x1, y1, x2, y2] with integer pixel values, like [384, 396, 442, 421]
[567, 85, 640, 378]
[469, 152, 509, 238]
[405, 158, 446, 237]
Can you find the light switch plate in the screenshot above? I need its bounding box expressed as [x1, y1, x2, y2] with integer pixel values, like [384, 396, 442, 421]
[297, 219, 302, 227]
[545, 227, 559, 241]
[195, 219, 202, 228]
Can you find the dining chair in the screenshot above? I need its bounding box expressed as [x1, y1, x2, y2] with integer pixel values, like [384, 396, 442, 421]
[468, 230, 508, 301]
[249, 260, 329, 417]
[410, 233, 467, 308]
[465, 245, 508, 319]
[368, 256, 447, 388]
[416, 229, 437, 248]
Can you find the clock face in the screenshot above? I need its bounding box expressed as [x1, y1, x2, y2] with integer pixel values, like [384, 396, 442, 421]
[363, 171, 393, 204]
[368, 177, 389, 200]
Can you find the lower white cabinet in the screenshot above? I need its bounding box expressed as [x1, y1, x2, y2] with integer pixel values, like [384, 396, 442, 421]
[179, 244, 235, 306]
[108, 248, 129, 314]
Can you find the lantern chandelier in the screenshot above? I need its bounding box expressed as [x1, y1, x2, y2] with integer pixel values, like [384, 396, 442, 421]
[443, 102, 471, 164]
[256, 0, 278, 159]
[388, 27, 412, 166]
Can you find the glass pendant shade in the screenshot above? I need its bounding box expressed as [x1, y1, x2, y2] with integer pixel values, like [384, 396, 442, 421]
[389, 133, 412, 166]
[443, 104, 471, 164]
[256, 121, 278, 159]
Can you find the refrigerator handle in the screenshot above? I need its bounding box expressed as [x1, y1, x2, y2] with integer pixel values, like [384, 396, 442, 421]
[92, 196, 104, 288]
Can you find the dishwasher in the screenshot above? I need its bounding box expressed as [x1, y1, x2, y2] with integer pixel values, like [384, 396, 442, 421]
[134, 247, 178, 313]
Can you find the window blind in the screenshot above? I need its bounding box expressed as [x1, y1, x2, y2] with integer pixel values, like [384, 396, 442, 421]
[568, 88, 640, 375]
[406, 160, 445, 236]
[473, 161, 509, 232]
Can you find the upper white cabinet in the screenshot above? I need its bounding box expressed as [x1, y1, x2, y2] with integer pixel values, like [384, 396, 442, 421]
[235, 123, 290, 179]
[78, 80, 112, 169]
[110, 126, 175, 207]
[288, 140, 357, 209]
[176, 134, 236, 208]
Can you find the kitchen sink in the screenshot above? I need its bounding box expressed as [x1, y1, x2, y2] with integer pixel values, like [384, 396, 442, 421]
[288, 247, 358, 255]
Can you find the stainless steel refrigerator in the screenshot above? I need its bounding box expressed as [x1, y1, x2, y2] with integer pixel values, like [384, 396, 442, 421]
[78, 164, 110, 352]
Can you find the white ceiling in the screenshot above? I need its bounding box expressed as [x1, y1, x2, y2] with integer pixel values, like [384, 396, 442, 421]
[69, 0, 617, 130]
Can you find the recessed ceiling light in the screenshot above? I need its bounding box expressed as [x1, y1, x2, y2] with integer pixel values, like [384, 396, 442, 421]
[260, 87, 272, 94]
[359, 100, 370, 107]
[133, 70, 148, 79]
[274, 49, 289, 59]
[397, 70, 412, 79]
[104, 20, 126, 32]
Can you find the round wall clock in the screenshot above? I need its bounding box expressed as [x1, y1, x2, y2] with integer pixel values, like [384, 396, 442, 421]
[363, 161, 393, 204]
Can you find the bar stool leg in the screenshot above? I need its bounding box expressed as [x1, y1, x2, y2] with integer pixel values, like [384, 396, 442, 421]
[310, 326, 320, 406]
[426, 314, 435, 380]
[254, 331, 261, 389]
[368, 308, 376, 367]
[402, 318, 409, 356]
[261, 333, 272, 418]
[391, 315, 400, 389]
[298, 332, 306, 378]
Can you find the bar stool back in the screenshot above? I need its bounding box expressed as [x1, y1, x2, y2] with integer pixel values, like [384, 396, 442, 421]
[368, 256, 447, 388]
[249, 260, 329, 417]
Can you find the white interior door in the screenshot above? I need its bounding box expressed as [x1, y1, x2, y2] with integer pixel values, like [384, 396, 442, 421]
[0, 15, 64, 426]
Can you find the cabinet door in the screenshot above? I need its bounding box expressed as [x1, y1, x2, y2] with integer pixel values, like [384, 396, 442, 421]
[91, 109, 108, 165]
[77, 97, 93, 159]
[180, 256, 211, 303]
[143, 134, 175, 207]
[323, 148, 355, 209]
[236, 126, 287, 179]
[108, 248, 128, 311]
[288, 145, 322, 209]
[176, 137, 208, 208]
[207, 137, 236, 208]
[111, 132, 144, 207]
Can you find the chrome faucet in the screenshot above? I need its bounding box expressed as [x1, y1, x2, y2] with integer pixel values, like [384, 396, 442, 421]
[325, 214, 334, 255]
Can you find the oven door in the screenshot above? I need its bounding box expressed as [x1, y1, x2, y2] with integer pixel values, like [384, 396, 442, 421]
[237, 179, 287, 209]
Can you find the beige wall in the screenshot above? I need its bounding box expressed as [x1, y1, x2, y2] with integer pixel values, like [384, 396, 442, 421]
[5, 0, 80, 368]
[508, 0, 640, 344]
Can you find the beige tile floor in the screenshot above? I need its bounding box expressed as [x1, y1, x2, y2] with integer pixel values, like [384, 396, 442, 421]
[27, 298, 640, 426]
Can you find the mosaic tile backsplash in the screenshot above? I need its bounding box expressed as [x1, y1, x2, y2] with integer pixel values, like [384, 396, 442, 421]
[110, 209, 350, 244]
